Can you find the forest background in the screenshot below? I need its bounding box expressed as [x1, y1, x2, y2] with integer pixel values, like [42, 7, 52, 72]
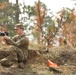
[0, 0, 76, 50]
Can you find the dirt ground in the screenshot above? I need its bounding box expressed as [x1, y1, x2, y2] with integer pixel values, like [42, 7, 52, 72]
[0, 45, 76, 75]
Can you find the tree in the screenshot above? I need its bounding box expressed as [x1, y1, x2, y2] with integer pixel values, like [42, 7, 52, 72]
[56, 8, 76, 47]
[33, 0, 46, 43]
[15, 0, 20, 23]
[0, 0, 21, 36]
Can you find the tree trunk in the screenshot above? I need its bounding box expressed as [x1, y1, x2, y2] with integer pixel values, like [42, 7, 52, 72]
[15, 0, 19, 23]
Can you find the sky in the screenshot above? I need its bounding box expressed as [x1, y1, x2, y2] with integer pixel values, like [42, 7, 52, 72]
[9, 0, 76, 13]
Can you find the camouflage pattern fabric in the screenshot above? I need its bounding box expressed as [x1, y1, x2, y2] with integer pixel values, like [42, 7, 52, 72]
[5, 33, 29, 62]
[0, 33, 29, 66]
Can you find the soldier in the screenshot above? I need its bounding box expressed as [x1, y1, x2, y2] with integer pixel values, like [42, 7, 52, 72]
[0, 24, 29, 68]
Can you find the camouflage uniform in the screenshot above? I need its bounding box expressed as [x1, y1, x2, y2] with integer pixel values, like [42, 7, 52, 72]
[0, 33, 29, 66]
[6, 34, 29, 62]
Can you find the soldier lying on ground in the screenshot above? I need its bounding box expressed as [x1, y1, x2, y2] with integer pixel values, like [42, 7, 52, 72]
[0, 24, 29, 69]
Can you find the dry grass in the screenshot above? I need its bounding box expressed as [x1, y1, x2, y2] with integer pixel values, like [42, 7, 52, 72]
[28, 41, 45, 50]
[0, 41, 76, 75]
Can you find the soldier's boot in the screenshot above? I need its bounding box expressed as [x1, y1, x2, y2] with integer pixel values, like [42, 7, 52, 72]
[11, 61, 19, 68]
[0, 58, 13, 67]
[18, 62, 24, 69]
[11, 61, 24, 69]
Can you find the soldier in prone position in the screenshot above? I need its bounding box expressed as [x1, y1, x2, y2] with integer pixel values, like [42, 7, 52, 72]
[0, 24, 29, 68]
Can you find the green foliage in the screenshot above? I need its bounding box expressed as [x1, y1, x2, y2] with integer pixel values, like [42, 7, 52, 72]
[0, 3, 15, 24]
[0, 0, 75, 46]
[22, 5, 35, 18]
[7, 24, 15, 37]
[0, 0, 8, 3]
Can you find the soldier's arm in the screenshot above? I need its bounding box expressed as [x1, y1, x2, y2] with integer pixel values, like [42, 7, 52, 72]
[13, 37, 29, 47]
[5, 36, 29, 47]
[3, 35, 18, 45]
